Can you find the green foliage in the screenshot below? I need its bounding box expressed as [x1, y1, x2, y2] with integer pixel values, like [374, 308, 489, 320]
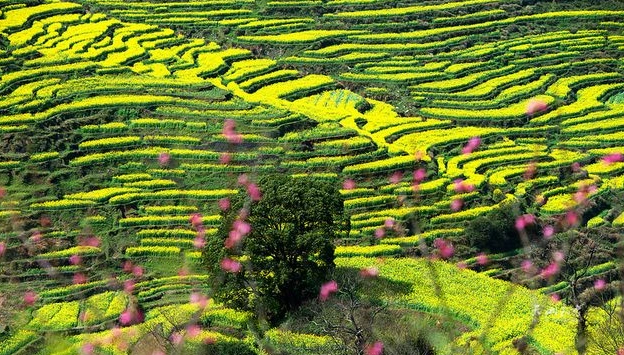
[203, 174, 346, 324]
[464, 202, 524, 253]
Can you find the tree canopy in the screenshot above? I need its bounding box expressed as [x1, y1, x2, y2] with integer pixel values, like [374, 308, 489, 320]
[202, 174, 347, 324]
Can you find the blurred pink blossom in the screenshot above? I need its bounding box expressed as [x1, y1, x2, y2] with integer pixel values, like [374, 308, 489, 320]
[186, 324, 201, 338]
[553, 251, 565, 263]
[0, 187, 5, 198]
[365, 341, 384, 355]
[319, 280, 338, 301]
[540, 263, 560, 279]
[461, 136, 481, 155]
[360, 267, 379, 278]
[523, 162, 537, 180]
[342, 179, 356, 190]
[246, 183, 262, 201]
[526, 99, 548, 115]
[374, 228, 385, 239]
[521, 260, 535, 274]
[543, 225, 555, 239]
[83, 236, 100, 247]
[565, 210, 579, 227]
[124, 280, 135, 294]
[413, 168, 426, 183]
[158, 152, 170, 166]
[170, 332, 184, 345]
[193, 237, 205, 249]
[190, 292, 209, 309]
[23, 291, 37, 306]
[221, 258, 242, 273]
[0, 242, 5, 257]
[571, 162, 581, 172]
[384, 218, 395, 229]
[550, 293, 560, 302]
[389, 171, 403, 184]
[453, 179, 475, 193]
[450, 199, 463, 212]
[602, 152, 623, 165]
[594, 279, 607, 290]
[80, 343, 94, 355]
[73, 273, 87, 285]
[434, 238, 454, 259]
[476, 253, 488, 266]
[132, 265, 144, 277]
[219, 152, 231, 165]
[218, 198, 230, 211]
[30, 231, 42, 242]
[237, 174, 249, 186]
[190, 213, 202, 227]
[119, 310, 133, 325]
[69, 254, 82, 265]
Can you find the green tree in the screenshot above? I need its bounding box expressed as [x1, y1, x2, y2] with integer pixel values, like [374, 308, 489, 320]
[203, 174, 346, 325]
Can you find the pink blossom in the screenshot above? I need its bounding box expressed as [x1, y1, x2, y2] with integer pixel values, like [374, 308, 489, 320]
[526, 98, 548, 115]
[342, 179, 356, 190]
[196, 227, 206, 239]
[226, 230, 243, 249]
[83, 236, 100, 247]
[223, 119, 243, 144]
[73, 273, 87, 285]
[515, 214, 535, 231]
[190, 292, 209, 309]
[170, 332, 184, 345]
[23, 291, 37, 306]
[565, 210, 579, 227]
[573, 191, 586, 204]
[456, 261, 467, 270]
[123, 280, 135, 294]
[69, 254, 82, 265]
[553, 251, 565, 263]
[193, 237, 205, 249]
[413, 168, 426, 183]
[233, 220, 251, 236]
[237, 174, 249, 186]
[521, 260, 535, 274]
[543, 225, 555, 239]
[453, 179, 475, 193]
[132, 265, 144, 277]
[122, 261, 133, 273]
[0, 242, 5, 257]
[246, 183, 262, 201]
[0, 187, 5, 198]
[319, 280, 338, 301]
[178, 267, 189, 276]
[119, 310, 133, 325]
[219, 152, 231, 165]
[221, 258, 242, 273]
[218, 198, 230, 211]
[365, 341, 384, 355]
[540, 263, 560, 279]
[602, 152, 623, 165]
[359, 267, 379, 278]
[571, 162, 581, 172]
[434, 238, 454, 259]
[550, 293, 560, 302]
[450, 199, 463, 212]
[515, 217, 526, 231]
[384, 218, 395, 229]
[190, 213, 202, 227]
[461, 136, 481, 155]
[594, 279, 607, 290]
[158, 152, 170, 166]
[389, 171, 403, 184]
[30, 231, 42, 242]
[374, 228, 385, 239]
[80, 343, 94, 355]
[476, 253, 488, 266]
[618, 348, 624, 355]
[186, 324, 201, 338]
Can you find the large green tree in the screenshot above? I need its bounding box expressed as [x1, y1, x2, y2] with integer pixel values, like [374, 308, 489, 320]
[203, 174, 346, 324]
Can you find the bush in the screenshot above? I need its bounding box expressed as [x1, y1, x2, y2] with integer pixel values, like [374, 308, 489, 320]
[464, 202, 525, 253]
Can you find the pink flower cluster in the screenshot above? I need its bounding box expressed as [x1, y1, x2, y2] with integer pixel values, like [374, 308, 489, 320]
[514, 214, 535, 231]
[461, 136, 481, 155]
[319, 280, 338, 301]
[223, 119, 243, 144]
[221, 258, 242, 273]
[526, 98, 548, 115]
[433, 238, 454, 259]
[453, 179, 475, 193]
[365, 341, 384, 355]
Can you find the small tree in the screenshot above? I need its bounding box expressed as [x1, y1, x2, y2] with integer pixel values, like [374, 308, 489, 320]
[203, 174, 346, 325]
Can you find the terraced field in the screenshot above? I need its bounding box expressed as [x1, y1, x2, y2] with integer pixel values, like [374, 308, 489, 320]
[1, 0, 624, 354]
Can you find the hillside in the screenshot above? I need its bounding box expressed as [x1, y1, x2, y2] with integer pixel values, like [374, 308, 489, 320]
[1, 0, 624, 354]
